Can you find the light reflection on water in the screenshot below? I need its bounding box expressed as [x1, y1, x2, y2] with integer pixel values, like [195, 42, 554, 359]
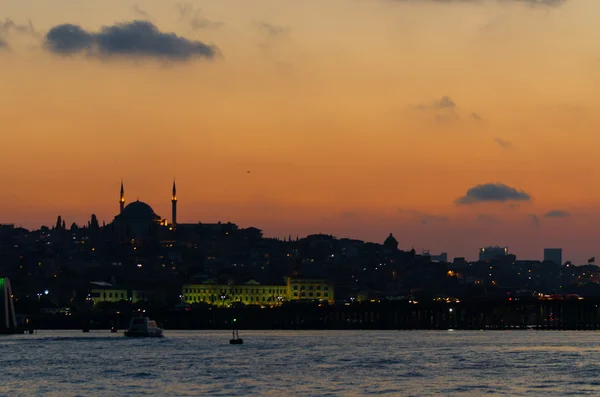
[1, 330, 600, 396]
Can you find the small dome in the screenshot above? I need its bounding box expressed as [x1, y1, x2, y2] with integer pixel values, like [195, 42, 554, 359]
[384, 233, 398, 249]
[121, 201, 158, 221]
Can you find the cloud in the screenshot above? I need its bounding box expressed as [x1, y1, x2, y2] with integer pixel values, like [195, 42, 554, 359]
[0, 18, 39, 49]
[530, 214, 540, 227]
[132, 4, 149, 17]
[1, 18, 37, 36]
[44, 21, 218, 60]
[432, 96, 456, 110]
[455, 183, 531, 205]
[471, 113, 483, 121]
[494, 137, 514, 149]
[176, 3, 223, 29]
[544, 210, 570, 218]
[45, 24, 94, 54]
[258, 22, 290, 38]
[412, 96, 463, 124]
[415, 96, 456, 111]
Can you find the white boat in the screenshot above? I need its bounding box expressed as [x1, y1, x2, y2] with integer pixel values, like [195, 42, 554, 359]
[124, 316, 163, 338]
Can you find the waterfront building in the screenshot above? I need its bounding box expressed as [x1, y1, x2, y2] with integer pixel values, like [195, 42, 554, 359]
[88, 282, 159, 305]
[182, 276, 334, 307]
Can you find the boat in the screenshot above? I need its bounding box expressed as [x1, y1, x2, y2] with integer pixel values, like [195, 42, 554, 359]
[124, 316, 163, 338]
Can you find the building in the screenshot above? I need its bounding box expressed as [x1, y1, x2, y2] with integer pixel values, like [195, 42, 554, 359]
[88, 282, 157, 305]
[111, 180, 177, 241]
[544, 248, 563, 265]
[182, 277, 334, 307]
[479, 246, 508, 261]
[423, 252, 448, 263]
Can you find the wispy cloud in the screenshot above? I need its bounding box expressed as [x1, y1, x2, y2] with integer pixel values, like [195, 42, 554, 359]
[530, 214, 540, 227]
[257, 22, 290, 38]
[494, 137, 514, 149]
[132, 4, 149, 18]
[544, 210, 570, 218]
[176, 3, 223, 29]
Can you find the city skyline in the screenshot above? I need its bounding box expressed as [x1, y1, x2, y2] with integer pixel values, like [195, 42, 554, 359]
[2, 0, 600, 263]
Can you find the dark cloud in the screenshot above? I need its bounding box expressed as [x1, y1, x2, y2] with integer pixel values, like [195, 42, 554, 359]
[176, 3, 223, 29]
[258, 22, 290, 38]
[456, 183, 531, 205]
[44, 21, 218, 60]
[494, 137, 514, 149]
[45, 24, 94, 54]
[0, 38, 8, 50]
[544, 210, 570, 218]
[530, 214, 540, 227]
[471, 113, 483, 121]
[132, 4, 149, 17]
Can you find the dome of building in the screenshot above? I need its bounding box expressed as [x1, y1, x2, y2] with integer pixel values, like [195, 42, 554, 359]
[384, 233, 399, 250]
[120, 200, 159, 221]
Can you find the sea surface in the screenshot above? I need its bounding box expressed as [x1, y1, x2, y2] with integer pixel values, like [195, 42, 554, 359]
[1, 330, 600, 396]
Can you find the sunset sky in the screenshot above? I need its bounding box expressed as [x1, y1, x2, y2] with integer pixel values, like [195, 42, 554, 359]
[1, 0, 599, 263]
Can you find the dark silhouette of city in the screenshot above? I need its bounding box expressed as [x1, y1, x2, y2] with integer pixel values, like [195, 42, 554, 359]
[2, 181, 600, 332]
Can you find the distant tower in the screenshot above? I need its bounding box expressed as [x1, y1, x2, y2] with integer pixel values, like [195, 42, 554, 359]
[171, 179, 177, 227]
[119, 180, 125, 214]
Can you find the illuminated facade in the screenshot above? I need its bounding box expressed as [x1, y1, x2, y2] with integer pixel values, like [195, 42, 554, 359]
[89, 288, 129, 304]
[182, 277, 334, 307]
[89, 288, 156, 305]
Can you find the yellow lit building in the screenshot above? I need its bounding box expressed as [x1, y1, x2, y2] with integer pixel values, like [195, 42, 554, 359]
[182, 277, 334, 307]
[89, 288, 128, 304]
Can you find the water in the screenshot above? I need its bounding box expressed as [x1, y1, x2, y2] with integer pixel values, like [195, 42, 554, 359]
[1, 330, 600, 396]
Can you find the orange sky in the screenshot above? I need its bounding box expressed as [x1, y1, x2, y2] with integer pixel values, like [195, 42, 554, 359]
[1, 0, 600, 262]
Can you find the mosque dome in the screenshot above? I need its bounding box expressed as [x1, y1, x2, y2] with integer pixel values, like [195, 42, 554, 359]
[120, 200, 159, 221]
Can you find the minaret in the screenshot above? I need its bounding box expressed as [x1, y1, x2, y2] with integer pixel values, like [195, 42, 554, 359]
[119, 180, 125, 214]
[171, 179, 177, 227]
